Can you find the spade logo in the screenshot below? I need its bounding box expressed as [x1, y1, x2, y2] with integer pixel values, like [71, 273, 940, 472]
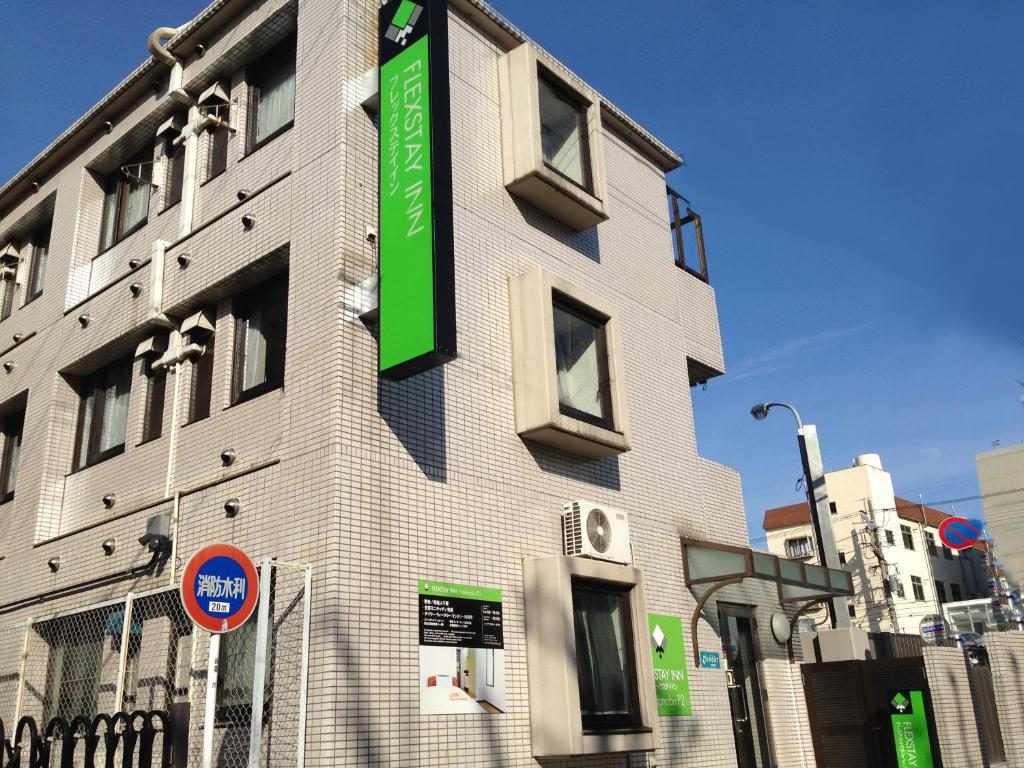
[891, 692, 910, 713]
[652, 624, 667, 658]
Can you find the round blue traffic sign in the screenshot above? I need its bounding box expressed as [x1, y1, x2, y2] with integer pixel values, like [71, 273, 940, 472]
[180, 543, 259, 633]
[938, 516, 983, 551]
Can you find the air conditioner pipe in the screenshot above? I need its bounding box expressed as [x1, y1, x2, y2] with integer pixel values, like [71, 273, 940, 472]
[148, 26, 191, 104]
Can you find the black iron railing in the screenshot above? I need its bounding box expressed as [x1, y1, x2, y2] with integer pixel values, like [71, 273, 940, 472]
[0, 711, 172, 768]
[667, 186, 709, 282]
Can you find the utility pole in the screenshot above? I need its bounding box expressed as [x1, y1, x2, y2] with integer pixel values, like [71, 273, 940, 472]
[916, 496, 942, 620]
[862, 504, 901, 634]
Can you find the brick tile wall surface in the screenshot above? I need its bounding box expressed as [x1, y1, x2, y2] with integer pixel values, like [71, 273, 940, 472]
[922, 645, 985, 768]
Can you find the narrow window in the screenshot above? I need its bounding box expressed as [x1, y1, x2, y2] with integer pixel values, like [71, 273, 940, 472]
[164, 140, 185, 209]
[951, 583, 962, 601]
[208, 125, 230, 179]
[885, 529, 895, 546]
[99, 149, 152, 251]
[25, 220, 51, 302]
[232, 277, 288, 403]
[189, 329, 215, 423]
[829, 501, 838, 515]
[247, 35, 296, 152]
[900, 525, 914, 550]
[847, 603, 856, 618]
[896, 580, 905, 599]
[142, 360, 167, 443]
[571, 581, 641, 732]
[0, 274, 15, 321]
[942, 545, 953, 560]
[925, 531, 937, 557]
[786, 536, 814, 559]
[74, 356, 133, 469]
[43, 614, 104, 722]
[837, 551, 847, 565]
[0, 408, 25, 503]
[538, 71, 590, 190]
[552, 293, 611, 428]
[936, 581, 947, 604]
[911, 576, 925, 602]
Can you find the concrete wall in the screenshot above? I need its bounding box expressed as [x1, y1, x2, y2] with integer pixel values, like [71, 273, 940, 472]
[922, 645, 985, 768]
[987, 633, 1024, 768]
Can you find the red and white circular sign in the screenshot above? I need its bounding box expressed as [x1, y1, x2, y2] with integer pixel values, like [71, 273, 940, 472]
[180, 543, 259, 633]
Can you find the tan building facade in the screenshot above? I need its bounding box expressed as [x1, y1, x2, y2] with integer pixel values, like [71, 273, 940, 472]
[0, 1, 828, 766]
[764, 453, 988, 635]
[977, 443, 1024, 592]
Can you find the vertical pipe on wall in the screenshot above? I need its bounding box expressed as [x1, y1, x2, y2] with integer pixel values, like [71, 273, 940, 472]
[246, 558, 274, 767]
[113, 592, 135, 711]
[178, 107, 200, 239]
[201, 632, 221, 768]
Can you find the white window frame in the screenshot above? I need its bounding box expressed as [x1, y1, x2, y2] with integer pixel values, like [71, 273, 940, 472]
[524, 556, 659, 757]
[509, 267, 630, 458]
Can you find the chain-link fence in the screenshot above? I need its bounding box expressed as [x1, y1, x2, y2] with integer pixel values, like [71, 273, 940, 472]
[0, 559, 311, 768]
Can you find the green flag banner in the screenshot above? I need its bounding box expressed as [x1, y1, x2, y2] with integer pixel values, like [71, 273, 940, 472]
[890, 690, 935, 768]
[648, 613, 692, 716]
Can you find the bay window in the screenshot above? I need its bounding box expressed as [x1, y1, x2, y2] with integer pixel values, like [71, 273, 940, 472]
[539, 73, 591, 191]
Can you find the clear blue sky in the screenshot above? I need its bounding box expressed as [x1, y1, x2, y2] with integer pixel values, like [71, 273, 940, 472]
[2, 1, 1020, 546]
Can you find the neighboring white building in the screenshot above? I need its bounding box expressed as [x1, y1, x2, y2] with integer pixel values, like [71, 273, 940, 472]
[764, 453, 989, 634]
[977, 443, 1024, 593]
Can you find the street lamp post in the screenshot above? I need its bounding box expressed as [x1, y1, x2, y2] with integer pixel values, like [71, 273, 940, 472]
[752, 402, 849, 629]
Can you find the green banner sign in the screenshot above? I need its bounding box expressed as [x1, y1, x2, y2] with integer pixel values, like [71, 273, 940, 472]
[378, 0, 457, 379]
[890, 690, 935, 768]
[649, 613, 691, 716]
[418, 580, 502, 603]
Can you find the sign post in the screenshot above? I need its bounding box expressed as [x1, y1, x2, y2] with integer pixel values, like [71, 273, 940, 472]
[180, 544, 260, 768]
[378, 0, 457, 379]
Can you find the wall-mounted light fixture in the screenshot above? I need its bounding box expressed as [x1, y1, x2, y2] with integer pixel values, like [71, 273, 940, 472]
[102, 493, 116, 509]
[241, 213, 255, 230]
[78, 313, 91, 328]
[224, 498, 241, 518]
[129, 258, 142, 270]
[237, 189, 251, 201]
[47, 556, 61, 573]
[12, 334, 23, 344]
[129, 282, 143, 297]
[194, 43, 206, 57]
[102, 538, 117, 555]
[177, 252, 191, 268]
[2, 361, 14, 373]
[220, 448, 236, 466]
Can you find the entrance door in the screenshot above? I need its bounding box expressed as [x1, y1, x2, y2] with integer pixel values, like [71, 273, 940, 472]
[720, 605, 772, 768]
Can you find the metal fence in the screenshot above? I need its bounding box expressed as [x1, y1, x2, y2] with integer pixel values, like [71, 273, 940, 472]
[0, 559, 310, 768]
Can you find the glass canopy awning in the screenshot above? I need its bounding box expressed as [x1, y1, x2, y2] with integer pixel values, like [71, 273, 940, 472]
[681, 537, 855, 665]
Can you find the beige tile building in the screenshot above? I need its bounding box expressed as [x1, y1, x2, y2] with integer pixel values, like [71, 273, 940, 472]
[764, 453, 988, 635]
[0, 0, 830, 765]
[977, 443, 1024, 593]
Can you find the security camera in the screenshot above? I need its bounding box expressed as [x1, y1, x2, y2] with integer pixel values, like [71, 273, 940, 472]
[102, 493, 116, 509]
[224, 498, 241, 518]
[237, 189, 251, 201]
[177, 252, 191, 268]
[241, 213, 255, 229]
[128, 258, 142, 270]
[47, 557, 61, 573]
[129, 282, 142, 296]
[102, 538, 117, 555]
[221, 448, 236, 466]
[79, 313, 91, 328]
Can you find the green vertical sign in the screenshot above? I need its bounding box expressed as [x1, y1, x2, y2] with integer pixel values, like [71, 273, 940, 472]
[649, 613, 691, 716]
[379, 0, 457, 379]
[890, 690, 935, 768]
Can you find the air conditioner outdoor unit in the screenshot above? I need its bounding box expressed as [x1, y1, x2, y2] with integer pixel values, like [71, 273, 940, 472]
[562, 501, 632, 564]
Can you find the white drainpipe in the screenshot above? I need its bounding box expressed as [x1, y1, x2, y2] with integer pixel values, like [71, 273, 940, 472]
[175, 106, 201, 238]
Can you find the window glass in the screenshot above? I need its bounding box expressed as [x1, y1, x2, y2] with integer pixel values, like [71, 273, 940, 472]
[250, 37, 296, 149]
[0, 278, 15, 321]
[26, 220, 51, 301]
[209, 125, 230, 178]
[0, 409, 24, 501]
[911, 575, 925, 602]
[936, 581, 947, 603]
[786, 537, 813, 559]
[538, 74, 589, 189]
[76, 357, 133, 469]
[572, 582, 640, 730]
[142, 361, 167, 443]
[885, 529, 895, 546]
[100, 151, 152, 251]
[165, 142, 185, 209]
[901, 525, 914, 550]
[553, 296, 609, 425]
[233, 278, 288, 402]
[951, 583, 962, 601]
[189, 331, 215, 422]
[217, 590, 272, 722]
